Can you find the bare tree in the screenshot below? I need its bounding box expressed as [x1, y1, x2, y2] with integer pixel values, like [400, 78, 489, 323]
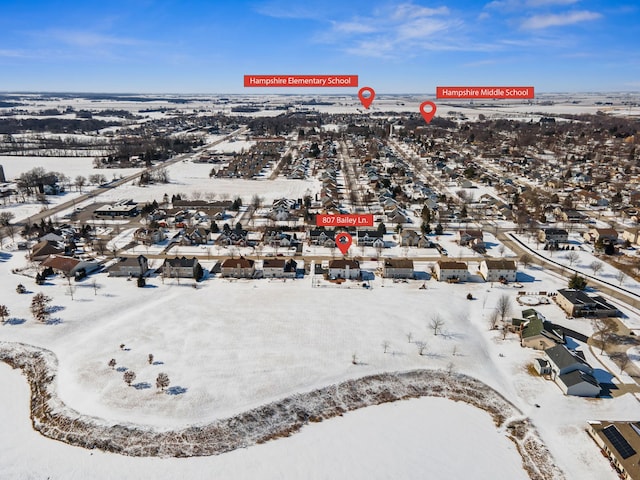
[496, 294, 512, 322]
[502, 324, 510, 340]
[0, 211, 14, 226]
[591, 318, 617, 354]
[416, 341, 428, 356]
[108, 358, 116, 369]
[156, 372, 170, 391]
[488, 309, 500, 330]
[565, 251, 579, 266]
[406, 332, 413, 343]
[429, 314, 445, 335]
[381, 340, 390, 354]
[66, 285, 76, 300]
[123, 371, 136, 386]
[611, 352, 631, 374]
[615, 270, 626, 286]
[74, 175, 87, 192]
[520, 253, 532, 268]
[589, 260, 603, 276]
[498, 245, 506, 256]
[91, 279, 101, 295]
[0, 305, 9, 323]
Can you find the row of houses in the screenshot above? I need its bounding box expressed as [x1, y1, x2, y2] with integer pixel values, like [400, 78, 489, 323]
[434, 259, 518, 283]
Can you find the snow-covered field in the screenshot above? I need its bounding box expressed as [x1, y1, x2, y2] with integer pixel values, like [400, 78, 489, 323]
[0, 239, 636, 478]
[0, 366, 528, 480]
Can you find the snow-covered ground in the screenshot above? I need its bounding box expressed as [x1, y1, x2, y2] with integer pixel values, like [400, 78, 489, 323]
[0, 366, 528, 480]
[0, 239, 637, 479]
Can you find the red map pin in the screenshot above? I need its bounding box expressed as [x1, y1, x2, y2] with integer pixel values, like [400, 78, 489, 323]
[420, 101, 437, 124]
[335, 232, 353, 255]
[358, 87, 375, 109]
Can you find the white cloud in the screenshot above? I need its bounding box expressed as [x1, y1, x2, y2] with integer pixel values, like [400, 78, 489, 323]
[48, 30, 148, 48]
[521, 10, 601, 29]
[331, 21, 377, 34]
[391, 3, 450, 20]
[526, 0, 580, 6]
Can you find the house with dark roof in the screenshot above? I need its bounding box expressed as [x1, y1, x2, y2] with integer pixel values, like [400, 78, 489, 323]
[308, 229, 335, 247]
[262, 258, 297, 278]
[221, 257, 255, 278]
[383, 258, 414, 279]
[588, 421, 640, 480]
[545, 344, 600, 397]
[108, 255, 149, 277]
[161, 256, 200, 279]
[519, 309, 565, 350]
[538, 228, 568, 245]
[328, 259, 360, 279]
[356, 230, 384, 248]
[556, 289, 619, 317]
[458, 230, 484, 247]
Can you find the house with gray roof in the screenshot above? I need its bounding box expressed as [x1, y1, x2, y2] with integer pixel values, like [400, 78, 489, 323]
[545, 344, 600, 397]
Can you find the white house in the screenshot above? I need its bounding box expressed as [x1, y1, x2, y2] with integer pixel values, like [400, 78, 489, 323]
[328, 259, 360, 279]
[479, 259, 517, 282]
[435, 260, 468, 282]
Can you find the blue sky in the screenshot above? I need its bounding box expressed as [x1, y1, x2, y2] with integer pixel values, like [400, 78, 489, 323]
[0, 0, 638, 93]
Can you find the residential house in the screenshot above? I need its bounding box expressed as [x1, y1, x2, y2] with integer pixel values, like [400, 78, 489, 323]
[108, 255, 149, 277]
[383, 259, 414, 279]
[622, 228, 640, 245]
[588, 421, 640, 480]
[584, 228, 618, 245]
[556, 289, 619, 317]
[41, 254, 99, 278]
[221, 257, 256, 278]
[262, 258, 297, 278]
[356, 230, 384, 248]
[309, 229, 335, 247]
[161, 257, 200, 279]
[180, 227, 210, 246]
[134, 228, 166, 246]
[545, 344, 600, 397]
[30, 240, 64, 262]
[458, 230, 485, 251]
[538, 228, 569, 245]
[328, 259, 360, 279]
[435, 260, 468, 282]
[400, 230, 432, 247]
[479, 259, 517, 283]
[519, 309, 565, 350]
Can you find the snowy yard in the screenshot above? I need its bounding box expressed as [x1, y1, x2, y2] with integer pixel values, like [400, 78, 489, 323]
[0, 240, 637, 478]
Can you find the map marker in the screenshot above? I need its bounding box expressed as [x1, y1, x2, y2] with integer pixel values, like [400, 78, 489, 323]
[358, 87, 375, 109]
[335, 232, 353, 255]
[420, 101, 437, 124]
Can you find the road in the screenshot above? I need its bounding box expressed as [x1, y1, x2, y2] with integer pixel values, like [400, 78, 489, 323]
[499, 231, 640, 310]
[14, 126, 249, 228]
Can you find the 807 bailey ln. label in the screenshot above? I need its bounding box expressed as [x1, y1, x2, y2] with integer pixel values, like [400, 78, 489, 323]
[245, 75, 358, 87]
[316, 214, 374, 227]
